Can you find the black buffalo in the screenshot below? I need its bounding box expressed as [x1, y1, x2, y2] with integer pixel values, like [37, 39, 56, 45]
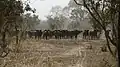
[89, 30, 100, 40]
[83, 30, 89, 39]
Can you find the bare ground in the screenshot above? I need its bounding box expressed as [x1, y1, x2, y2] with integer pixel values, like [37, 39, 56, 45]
[0, 39, 117, 67]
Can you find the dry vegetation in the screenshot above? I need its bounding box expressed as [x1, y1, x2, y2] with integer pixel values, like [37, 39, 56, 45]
[0, 39, 117, 67]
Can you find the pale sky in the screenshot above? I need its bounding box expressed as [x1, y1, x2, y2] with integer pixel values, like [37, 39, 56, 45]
[27, 0, 70, 20]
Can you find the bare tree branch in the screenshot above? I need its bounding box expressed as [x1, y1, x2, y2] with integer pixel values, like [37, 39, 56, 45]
[105, 34, 116, 58]
[108, 35, 117, 47]
[74, 0, 117, 58]
[74, 0, 83, 6]
[84, 0, 106, 30]
[89, 0, 103, 24]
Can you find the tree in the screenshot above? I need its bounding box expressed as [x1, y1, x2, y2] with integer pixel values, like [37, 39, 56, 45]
[50, 5, 63, 17]
[46, 15, 66, 30]
[23, 13, 40, 30]
[0, 0, 25, 57]
[0, 0, 36, 57]
[67, 21, 81, 30]
[67, 0, 89, 30]
[46, 15, 55, 30]
[89, 14, 102, 30]
[46, 6, 67, 30]
[73, 0, 120, 66]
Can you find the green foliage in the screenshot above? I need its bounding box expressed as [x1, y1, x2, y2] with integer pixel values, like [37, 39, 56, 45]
[89, 16, 102, 30]
[67, 21, 81, 30]
[0, 0, 25, 34]
[22, 13, 40, 30]
[0, 0, 24, 16]
[46, 15, 66, 30]
[46, 6, 67, 30]
[0, 0, 38, 57]
[70, 8, 86, 21]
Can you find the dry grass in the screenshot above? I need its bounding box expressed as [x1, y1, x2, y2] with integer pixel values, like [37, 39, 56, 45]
[0, 39, 117, 67]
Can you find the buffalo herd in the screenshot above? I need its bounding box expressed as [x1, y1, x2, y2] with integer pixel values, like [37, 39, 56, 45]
[27, 30, 82, 40]
[25, 29, 106, 40]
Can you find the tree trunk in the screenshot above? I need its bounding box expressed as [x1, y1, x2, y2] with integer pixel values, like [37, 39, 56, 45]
[1, 31, 6, 48]
[117, 1, 120, 66]
[118, 11, 120, 67]
[15, 25, 18, 44]
[0, 13, 5, 32]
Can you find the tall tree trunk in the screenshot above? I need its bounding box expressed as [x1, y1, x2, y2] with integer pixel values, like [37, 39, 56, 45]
[1, 31, 6, 48]
[117, 1, 120, 66]
[118, 11, 120, 67]
[0, 13, 5, 32]
[15, 25, 18, 45]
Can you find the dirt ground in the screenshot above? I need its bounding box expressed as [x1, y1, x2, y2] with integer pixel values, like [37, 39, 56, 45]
[0, 39, 117, 67]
